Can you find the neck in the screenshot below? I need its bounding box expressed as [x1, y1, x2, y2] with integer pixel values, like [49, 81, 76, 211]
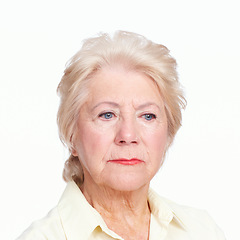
[81, 178, 150, 218]
[80, 174, 151, 239]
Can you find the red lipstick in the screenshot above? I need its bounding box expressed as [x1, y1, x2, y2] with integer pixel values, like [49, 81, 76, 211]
[108, 158, 143, 165]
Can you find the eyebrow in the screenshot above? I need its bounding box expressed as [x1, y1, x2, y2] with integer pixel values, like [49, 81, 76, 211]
[91, 101, 161, 111]
[91, 101, 120, 112]
[136, 102, 161, 111]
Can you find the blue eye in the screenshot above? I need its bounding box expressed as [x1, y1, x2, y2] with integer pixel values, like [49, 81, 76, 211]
[142, 114, 156, 121]
[99, 112, 114, 119]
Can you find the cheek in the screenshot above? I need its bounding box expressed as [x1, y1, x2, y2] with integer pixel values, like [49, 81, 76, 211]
[143, 125, 169, 156]
[75, 122, 114, 160]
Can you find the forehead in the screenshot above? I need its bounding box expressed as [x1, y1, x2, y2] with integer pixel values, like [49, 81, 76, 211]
[86, 66, 163, 106]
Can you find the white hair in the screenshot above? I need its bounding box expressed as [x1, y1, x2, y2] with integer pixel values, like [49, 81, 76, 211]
[57, 31, 186, 184]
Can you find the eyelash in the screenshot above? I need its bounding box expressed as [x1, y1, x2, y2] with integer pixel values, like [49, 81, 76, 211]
[141, 113, 157, 121]
[99, 112, 115, 120]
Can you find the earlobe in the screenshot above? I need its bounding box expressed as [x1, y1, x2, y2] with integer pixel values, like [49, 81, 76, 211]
[71, 148, 78, 157]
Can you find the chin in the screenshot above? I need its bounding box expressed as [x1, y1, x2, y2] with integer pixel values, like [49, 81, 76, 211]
[104, 174, 150, 192]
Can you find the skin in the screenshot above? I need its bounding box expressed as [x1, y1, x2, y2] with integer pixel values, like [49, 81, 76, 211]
[72, 65, 169, 240]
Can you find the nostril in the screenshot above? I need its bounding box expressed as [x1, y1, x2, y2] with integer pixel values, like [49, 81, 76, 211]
[118, 139, 138, 145]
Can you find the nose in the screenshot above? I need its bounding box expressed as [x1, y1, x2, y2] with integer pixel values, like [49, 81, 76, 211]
[114, 118, 139, 145]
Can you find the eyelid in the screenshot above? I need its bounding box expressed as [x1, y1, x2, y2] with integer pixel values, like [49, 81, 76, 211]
[139, 111, 157, 116]
[98, 110, 116, 115]
[140, 113, 157, 121]
[98, 111, 116, 120]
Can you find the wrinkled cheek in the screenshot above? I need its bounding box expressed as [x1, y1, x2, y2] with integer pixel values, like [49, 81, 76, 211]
[79, 126, 114, 161]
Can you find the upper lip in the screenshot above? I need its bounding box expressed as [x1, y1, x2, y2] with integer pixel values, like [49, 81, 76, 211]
[108, 158, 143, 162]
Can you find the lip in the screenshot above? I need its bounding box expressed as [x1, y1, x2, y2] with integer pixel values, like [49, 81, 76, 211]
[107, 158, 144, 165]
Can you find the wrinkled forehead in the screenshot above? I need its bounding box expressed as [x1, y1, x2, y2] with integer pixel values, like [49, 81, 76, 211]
[81, 66, 165, 110]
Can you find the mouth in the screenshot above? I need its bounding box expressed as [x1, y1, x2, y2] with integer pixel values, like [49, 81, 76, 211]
[107, 158, 144, 165]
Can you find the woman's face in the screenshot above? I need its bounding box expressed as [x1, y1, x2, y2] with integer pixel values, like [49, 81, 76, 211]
[72, 66, 169, 191]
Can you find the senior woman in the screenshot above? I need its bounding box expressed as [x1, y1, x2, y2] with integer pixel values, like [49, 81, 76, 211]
[18, 31, 225, 240]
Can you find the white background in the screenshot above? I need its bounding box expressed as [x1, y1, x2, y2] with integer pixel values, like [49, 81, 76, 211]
[0, 0, 239, 239]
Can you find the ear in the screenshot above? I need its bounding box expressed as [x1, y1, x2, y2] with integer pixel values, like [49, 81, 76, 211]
[70, 134, 78, 156]
[71, 148, 78, 157]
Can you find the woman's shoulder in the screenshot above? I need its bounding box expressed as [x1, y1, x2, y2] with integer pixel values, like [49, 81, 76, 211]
[16, 207, 66, 240]
[149, 189, 226, 239]
[162, 196, 217, 225]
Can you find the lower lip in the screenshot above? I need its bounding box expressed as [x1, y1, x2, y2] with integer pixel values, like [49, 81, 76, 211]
[108, 158, 143, 165]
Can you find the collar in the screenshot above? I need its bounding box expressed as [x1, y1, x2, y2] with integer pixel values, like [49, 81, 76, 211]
[148, 188, 186, 230]
[57, 181, 121, 240]
[57, 181, 186, 240]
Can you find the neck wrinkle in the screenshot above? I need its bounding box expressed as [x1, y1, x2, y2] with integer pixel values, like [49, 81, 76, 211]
[80, 180, 150, 223]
